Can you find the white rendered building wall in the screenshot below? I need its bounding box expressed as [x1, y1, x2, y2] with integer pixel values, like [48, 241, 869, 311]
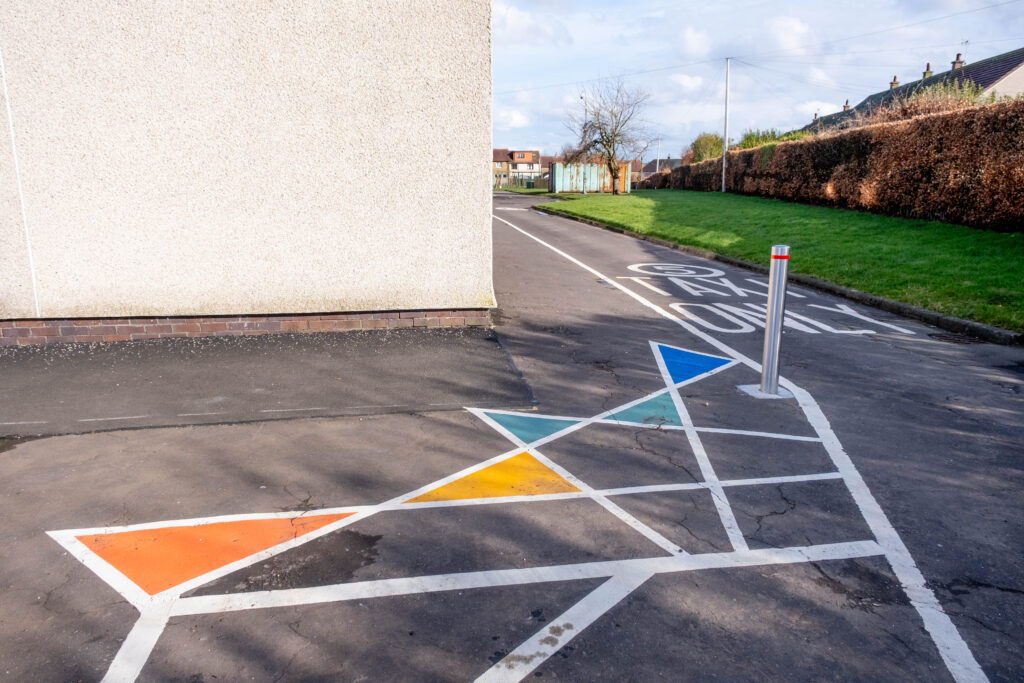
[0, 0, 494, 318]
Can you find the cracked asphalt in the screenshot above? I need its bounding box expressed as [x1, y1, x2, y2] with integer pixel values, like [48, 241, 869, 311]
[0, 192, 1021, 681]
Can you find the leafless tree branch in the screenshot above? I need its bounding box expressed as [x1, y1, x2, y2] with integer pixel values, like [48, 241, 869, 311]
[566, 79, 652, 193]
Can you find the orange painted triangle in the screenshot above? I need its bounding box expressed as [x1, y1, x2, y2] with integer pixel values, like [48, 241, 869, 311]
[406, 452, 580, 503]
[77, 512, 352, 595]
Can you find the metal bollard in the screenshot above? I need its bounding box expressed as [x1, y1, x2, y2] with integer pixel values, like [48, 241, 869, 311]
[759, 245, 790, 394]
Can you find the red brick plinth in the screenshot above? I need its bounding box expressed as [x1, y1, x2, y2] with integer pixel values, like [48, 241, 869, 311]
[0, 309, 491, 346]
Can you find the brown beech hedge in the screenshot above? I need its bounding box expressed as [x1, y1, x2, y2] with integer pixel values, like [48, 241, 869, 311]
[643, 100, 1024, 231]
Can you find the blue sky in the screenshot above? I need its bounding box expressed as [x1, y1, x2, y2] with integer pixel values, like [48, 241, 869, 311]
[492, 0, 1024, 161]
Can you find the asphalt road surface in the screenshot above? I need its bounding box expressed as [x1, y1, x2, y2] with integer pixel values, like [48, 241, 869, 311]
[0, 192, 1020, 682]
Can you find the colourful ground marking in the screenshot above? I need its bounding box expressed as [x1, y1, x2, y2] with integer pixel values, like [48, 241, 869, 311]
[77, 513, 352, 595]
[606, 392, 683, 426]
[482, 411, 580, 444]
[406, 452, 580, 502]
[655, 344, 731, 384]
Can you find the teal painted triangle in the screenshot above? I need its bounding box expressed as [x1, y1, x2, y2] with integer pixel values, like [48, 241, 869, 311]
[607, 392, 683, 426]
[655, 344, 732, 385]
[483, 412, 580, 444]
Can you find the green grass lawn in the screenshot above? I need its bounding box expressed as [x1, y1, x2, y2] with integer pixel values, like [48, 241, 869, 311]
[541, 190, 1024, 332]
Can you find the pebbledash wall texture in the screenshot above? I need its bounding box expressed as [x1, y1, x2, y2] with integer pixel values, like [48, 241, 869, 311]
[0, 1, 494, 345]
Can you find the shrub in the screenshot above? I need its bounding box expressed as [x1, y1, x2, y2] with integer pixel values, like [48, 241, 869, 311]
[739, 128, 811, 149]
[657, 100, 1024, 231]
[690, 132, 724, 162]
[738, 128, 778, 149]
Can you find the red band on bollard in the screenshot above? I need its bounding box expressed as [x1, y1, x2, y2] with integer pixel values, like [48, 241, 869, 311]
[772, 255, 790, 260]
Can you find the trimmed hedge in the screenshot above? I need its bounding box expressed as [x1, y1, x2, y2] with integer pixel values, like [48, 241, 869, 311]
[643, 100, 1024, 231]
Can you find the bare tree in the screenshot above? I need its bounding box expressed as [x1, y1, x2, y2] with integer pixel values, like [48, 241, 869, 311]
[559, 141, 585, 164]
[567, 79, 651, 194]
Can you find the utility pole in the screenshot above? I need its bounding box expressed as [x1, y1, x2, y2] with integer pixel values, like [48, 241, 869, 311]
[721, 57, 730, 193]
[580, 95, 587, 195]
[655, 137, 661, 174]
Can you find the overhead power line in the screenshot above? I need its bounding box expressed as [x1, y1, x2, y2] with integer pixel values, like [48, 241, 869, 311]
[494, 3, 1021, 98]
[741, 0, 1024, 60]
[495, 58, 716, 96]
[752, 36, 1024, 62]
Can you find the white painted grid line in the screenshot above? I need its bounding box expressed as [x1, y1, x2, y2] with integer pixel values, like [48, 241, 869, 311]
[477, 570, 654, 682]
[0, 420, 48, 425]
[467, 408, 688, 555]
[169, 541, 882, 616]
[77, 415, 150, 423]
[100, 602, 172, 683]
[494, 214, 985, 682]
[258, 407, 327, 413]
[36, 214, 984, 682]
[616, 276, 672, 296]
[651, 340, 749, 552]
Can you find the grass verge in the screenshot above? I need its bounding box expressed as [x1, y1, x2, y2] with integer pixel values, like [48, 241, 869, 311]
[540, 190, 1024, 332]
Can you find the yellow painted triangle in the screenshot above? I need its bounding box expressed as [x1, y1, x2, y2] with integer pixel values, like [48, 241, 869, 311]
[406, 452, 580, 503]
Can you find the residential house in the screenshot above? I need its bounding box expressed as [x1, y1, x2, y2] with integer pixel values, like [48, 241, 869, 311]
[509, 150, 543, 182]
[641, 157, 682, 180]
[492, 149, 543, 185]
[629, 160, 644, 186]
[808, 46, 1024, 130]
[493, 148, 511, 187]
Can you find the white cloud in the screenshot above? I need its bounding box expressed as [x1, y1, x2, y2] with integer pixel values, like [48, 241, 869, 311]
[767, 16, 813, 55]
[670, 74, 704, 92]
[494, 0, 572, 47]
[797, 100, 839, 119]
[809, 67, 837, 88]
[681, 27, 713, 58]
[495, 108, 531, 130]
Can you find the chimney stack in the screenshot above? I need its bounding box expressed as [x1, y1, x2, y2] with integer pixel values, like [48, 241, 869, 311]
[890, 75, 899, 90]
[951, 53, 964, 70]
[923, 62, 933, 79]
[842, 99, 850, 111]
[813, 112, 818, 122]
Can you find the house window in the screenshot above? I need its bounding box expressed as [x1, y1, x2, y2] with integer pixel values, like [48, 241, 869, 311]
[516, 153, 524, 159]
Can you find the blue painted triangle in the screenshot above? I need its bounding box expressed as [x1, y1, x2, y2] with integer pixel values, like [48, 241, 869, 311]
[482, 412, 580, 444]
[607, 392, 683, 426]
[655, 344, 732, 385]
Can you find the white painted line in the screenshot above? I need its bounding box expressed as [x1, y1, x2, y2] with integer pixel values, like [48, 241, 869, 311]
[345, 404, 408, 409]
[258, 407, 327, 413]
[47, 531, 154, 610]
[651, 341, 748, 552]
[721, 472, 843, 487]
[0, 39, 40, 316]
[527, 444, 687, 556]
[0, 420, 48, 425]
[600, 472, 844, 498]
[100, 603, 172, 683]
[170, 541, 882, 616]
[494, 214, 985, 682]
[808, 303, 916, 334]
[54, 506, 375, 537]
[494, 207, 528, 211]
[77, 415, 150, 423]
[593, 419, 822, 443]
[477, 570, 654, 682]
[616, 276, 672, 296]
[694, 426, 820, 442]
[176, 412, 228, 417]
